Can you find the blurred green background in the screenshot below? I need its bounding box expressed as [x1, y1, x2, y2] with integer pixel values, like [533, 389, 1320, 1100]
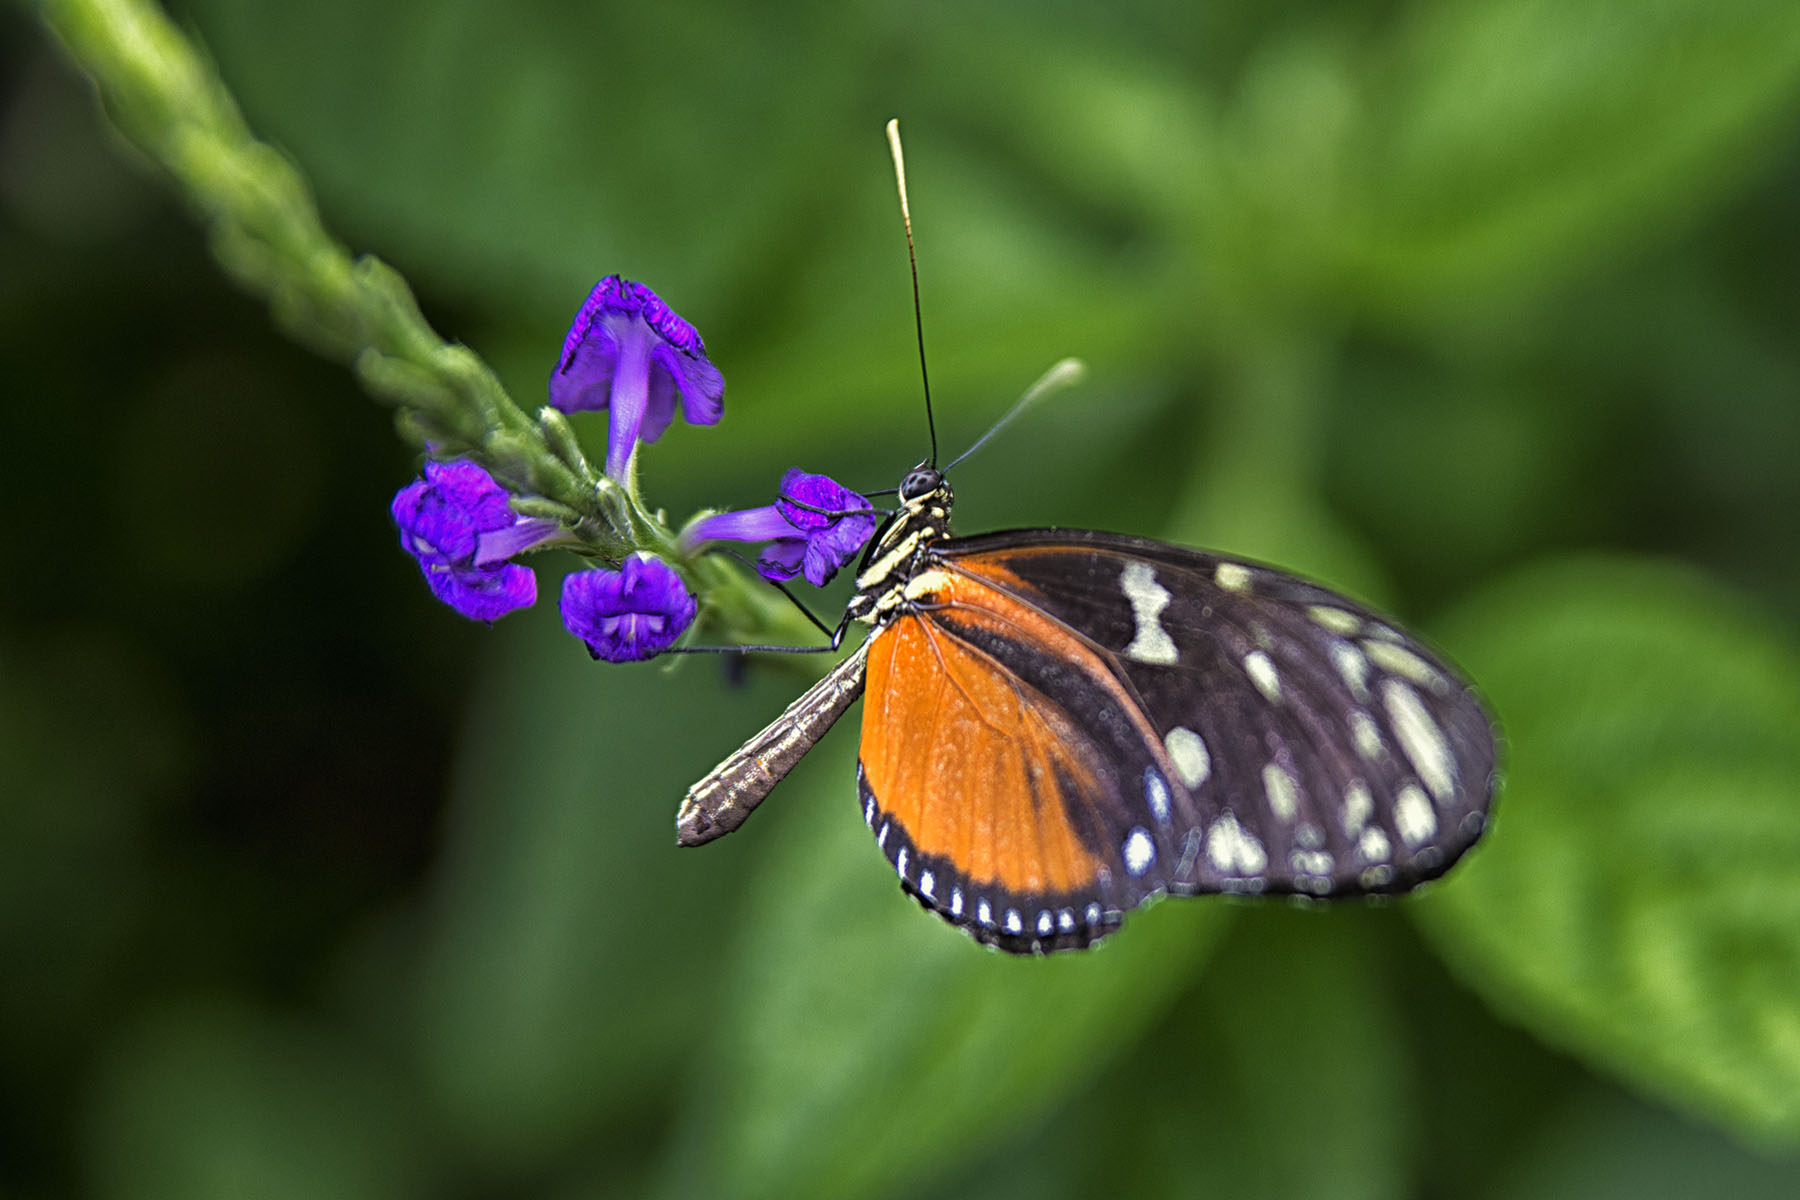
[6, 0, 1800, 1196]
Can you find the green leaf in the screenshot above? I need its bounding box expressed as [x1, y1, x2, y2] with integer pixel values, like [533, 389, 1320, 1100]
[1417, 557, 1800, 1142]
[1480, 1082, 1800, 1200]
[85, 998, 438, 1200]
[673, 734, 1232, 1200]
[407, 615, 804, 1166]
[1354, 0, 1800, 313]
[1101, 908, 1418, 1200]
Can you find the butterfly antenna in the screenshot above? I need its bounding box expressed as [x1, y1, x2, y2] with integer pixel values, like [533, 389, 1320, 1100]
[943, 357, 1087, 473]
[887, 118, 938, 467]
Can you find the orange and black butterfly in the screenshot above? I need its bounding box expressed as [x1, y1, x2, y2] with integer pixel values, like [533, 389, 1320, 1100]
[677, 458, 1498, 953]
[675, 122, 1497, 953]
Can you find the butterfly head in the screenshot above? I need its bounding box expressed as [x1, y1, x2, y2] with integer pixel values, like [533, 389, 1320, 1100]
[898, 462, 950, 510]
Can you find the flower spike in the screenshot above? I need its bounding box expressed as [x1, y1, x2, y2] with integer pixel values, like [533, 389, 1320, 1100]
[550, 276, 724, 479]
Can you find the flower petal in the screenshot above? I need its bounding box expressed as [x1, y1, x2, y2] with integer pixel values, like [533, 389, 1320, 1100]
[561, 552, 697, 662]
[685, 505, 796, 548]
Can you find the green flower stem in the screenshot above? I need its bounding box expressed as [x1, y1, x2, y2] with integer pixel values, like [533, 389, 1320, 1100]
[40, 0, 607, 537]
[41, 0, 818, 650]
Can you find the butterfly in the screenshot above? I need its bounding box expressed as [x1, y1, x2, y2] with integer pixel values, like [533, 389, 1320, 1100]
[676, 458, 1499, 953]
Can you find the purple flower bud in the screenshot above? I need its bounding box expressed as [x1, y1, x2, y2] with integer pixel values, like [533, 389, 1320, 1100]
[561, 552, 698, 662]
[392, 460, 557, 622]
[550, 276, 724, 479]
[684, 468, 877, 587]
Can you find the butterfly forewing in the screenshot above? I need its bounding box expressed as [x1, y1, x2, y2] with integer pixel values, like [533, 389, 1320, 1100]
[855, 528, 1497, 951]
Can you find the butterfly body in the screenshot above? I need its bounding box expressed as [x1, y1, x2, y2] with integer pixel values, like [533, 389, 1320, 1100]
[679, 463, 1497, 954]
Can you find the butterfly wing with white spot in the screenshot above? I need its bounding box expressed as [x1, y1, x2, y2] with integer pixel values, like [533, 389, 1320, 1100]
[934, 530, 1498, 899]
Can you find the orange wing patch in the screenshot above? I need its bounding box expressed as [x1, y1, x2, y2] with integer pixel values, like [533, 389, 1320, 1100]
[861, 611, 1105, 897]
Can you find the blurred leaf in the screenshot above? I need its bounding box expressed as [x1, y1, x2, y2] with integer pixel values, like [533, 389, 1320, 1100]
[1479, 1081, 1800, 1200]
[85, 997, 436, 1200]
[409, 613, 799, 1167]
[671, 734, 1231, 1200]
[1354, 0, 1800, 314]
[1085, 908, 1418, 1200]
[1418, 557, 1800, 1142]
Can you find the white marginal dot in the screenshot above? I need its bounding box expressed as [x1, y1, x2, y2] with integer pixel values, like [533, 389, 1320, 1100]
[950, 887, 964, 918]
[863, 797, 876, 826]
[1165, 726, 1211, 788]
[1342, 780, 1374, 835]
[1350, 709, 1384, 761]
[1121, 561, 1179, 665]
[1037, 911, 1054, 937]
[1206, 813, 1268, 875]
[919, 869, 936, 899]
[1262, 762, 1299, 823]
[1005, 909, 1024, 935]
[1145, 767, 1172, 824]
[1309, 605, 1361, 635]
[877, 820, 890, 848]
[1123, 827, 1157, 877]
[1332, 640, 1371, 701]
[1382, 680, 1457, 804]
[1297, 823, 1324, 849]
[1395, 784, 1437, 846]
[1215, 562, 1252, 592]
[1358, 826, 1391, 863]
[977, 898, 993, 926]
[1058, 909, 1076, 932]
[1290, 848, 1334, 876]
[1085, 902, 1103, 927]
[1363, 638, 1447, 693]
[1245, 650, 1282, 703]
[895, 848, 908, 879]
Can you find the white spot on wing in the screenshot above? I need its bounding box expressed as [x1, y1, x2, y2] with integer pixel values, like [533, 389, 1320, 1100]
[1350, 710, 1383, 761]
[1262, 762, 1299, 822]
[1165, 726, 1211, 788]
[1245, 650, 1281, 703]
[1085, 902, 1102, 927]
[1121, 561, 1178, 665]
[1206, 813, 1268, 875]
[1123, 827, 1156, 876]
[1144, 767, 1171, 823]
[1309, 605, 1361, 635]
[1358, 826, 1391, 863]
[1290, 848, 1334, 876]
[1005, 909, 1023, 935]
[977, 898, 993, 926]
[1382, 680, 1456, 803]
[1058, 909, 1076, 932]
[1215, 562, 1252, 591]
[1037, 911, 1054, 936]
[950, 888, 964, 918]
[919, 869, 935, 899]
[1395, 784, 1437, 846]
[1342, 780, 1374, 835]
[1332, 640, 1371, 701]
[877, 820, 890, 848]
[1363, 639, 1447, 693]
[895, 848, 909, 879]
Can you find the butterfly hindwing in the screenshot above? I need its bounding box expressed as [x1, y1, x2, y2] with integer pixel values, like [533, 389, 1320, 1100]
[856, 528, 1499, 951]
[940, 530, 1498, 893]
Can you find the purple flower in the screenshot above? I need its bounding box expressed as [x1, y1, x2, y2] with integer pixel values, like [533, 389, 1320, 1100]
[561, 552, 698, 662]
[685, 469, 877, 587]
[392, 460, 559, 621]
[550, 276, 724, 479]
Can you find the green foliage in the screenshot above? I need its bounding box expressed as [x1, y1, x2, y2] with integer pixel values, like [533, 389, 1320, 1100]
[1421, 560, 1800, 1140]
[10, 0, 1800, 1196]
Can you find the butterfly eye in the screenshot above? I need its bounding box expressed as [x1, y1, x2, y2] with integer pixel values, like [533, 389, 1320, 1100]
[899, 466, 942, 503]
